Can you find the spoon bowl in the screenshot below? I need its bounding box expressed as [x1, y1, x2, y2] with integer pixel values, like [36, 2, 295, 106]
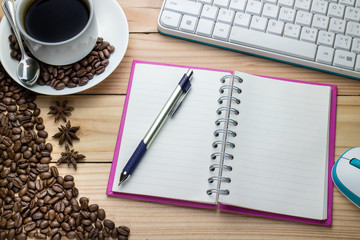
[1, 0, 40, 87]
[17, 55, 40, 87]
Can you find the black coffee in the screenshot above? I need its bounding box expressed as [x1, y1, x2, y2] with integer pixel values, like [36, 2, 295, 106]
[24, 0, 89, 43]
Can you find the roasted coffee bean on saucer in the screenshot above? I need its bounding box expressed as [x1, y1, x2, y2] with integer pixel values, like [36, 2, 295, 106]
[8, 35, 115, 90]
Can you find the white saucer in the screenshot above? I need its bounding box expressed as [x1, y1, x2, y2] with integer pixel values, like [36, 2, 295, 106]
[0, 0, 129, 95]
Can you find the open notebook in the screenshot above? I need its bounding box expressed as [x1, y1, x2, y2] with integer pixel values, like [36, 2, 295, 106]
[107, 60, 337, 226]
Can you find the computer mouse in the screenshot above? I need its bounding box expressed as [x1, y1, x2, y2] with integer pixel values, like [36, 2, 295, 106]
[332, 147, 360, 207]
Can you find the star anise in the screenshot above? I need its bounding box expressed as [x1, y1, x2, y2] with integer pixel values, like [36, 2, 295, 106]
[53, 120, 80, 146]
[48, 100, 74, 122]
[57, 144, 86, 170]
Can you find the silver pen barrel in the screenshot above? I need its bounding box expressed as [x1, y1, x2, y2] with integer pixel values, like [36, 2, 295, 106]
[143, 85, 183, 147]
[143, 69, 193, 147]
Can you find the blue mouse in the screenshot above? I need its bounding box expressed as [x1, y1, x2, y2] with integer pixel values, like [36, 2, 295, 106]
[332, 147, 360, 207]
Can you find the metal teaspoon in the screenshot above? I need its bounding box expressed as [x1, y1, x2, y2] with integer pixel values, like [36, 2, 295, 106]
[1, 0, 40, 87]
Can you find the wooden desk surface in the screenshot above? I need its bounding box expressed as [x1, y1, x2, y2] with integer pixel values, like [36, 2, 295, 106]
[1, 1, 360, 239]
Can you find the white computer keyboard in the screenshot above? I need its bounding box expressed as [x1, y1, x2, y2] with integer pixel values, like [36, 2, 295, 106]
[157, 0, 360, 79]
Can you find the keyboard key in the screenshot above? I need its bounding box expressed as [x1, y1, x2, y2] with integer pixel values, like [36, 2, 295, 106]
[355, 55, 360, 71]
[333, 50, 356, 69]
[229, 0, 247, 12]
[233, 12, 252, 28]
[328, 3, 345, 19]
[312, 14, 329, 30]
[311, 0, 328, 15]
[246, 0, 264, 16]
[339, 0, 355, 6]
[300, 27, 318, 43]
[329, 18, 346, 34]
[278, 7, 296, 23]
[262, 4, 280, 19]
[199, 0, 213, 4]
[351, 38, 360, 53]
[250, 16, 269, 31]
[229, 26, 317, 60]
[267, 19, 285, 35]
[264, 0, 278, 5]
[317, 31, 335, 47]
[334, 34, 352, 50]
[217, 8, 235, 24]
[316, 46, 335, 64]
[346, 21, 360, 38]
[294, 0, 312, 11]
[345, 7, 360, 22]
[278, 0, 295, 8]
[295, 11, 313, 27]
[201, 5, 219, 21]
[164, 0, 202, 17]
[284, 23, 301, 39]
[196, 18, 215, 36]
[160, 10, 182, 29]
[180, 15, 198, 33]
[213, 22, 231, 40]
[214, 0, 230, 8]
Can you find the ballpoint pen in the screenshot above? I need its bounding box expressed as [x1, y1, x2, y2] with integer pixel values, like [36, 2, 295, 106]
[118, 69, 194, 185]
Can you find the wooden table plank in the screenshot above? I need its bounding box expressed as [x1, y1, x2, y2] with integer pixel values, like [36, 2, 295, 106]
[37, 95, 123, 163]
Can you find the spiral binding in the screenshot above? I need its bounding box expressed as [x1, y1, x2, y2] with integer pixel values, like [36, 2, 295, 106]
[218, 96, 241, 104]
[207, 74, 242, 196]
[209, 164, 233, 172]
[206, 189, 230, 195]
[216, 107, 239, 115]
[213, 129, 236, 137]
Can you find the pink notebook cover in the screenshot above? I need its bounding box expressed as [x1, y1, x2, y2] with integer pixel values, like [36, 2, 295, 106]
[106, 60, 337, 226]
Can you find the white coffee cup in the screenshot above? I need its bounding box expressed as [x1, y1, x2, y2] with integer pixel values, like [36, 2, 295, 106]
[15, 0, 98, 66]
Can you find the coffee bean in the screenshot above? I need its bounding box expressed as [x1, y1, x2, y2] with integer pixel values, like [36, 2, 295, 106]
[88, 204, 99, 212]
[39, 172, 51, 180]
[63, 181, 74, 189]
[79, 197, 89, 210]
[35, 232, 47, 239]
[64, 175, 74, 181]
[104, 219, 115, 229]
[97, 209, 106, 220]
[31, 211, 43, 220]
[12, 178, 23, 189]
[52, 183, 63, 193]
[48, 228, 59, 238]
[35, 179, 44, 191]
[76, 231, 84, 240]
[24, 221, 36, 232]
[118, 226, 130, 237]
[54, 201, 65, 212]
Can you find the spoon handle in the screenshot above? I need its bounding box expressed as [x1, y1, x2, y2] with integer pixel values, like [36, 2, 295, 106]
[1, 0, 27, 55]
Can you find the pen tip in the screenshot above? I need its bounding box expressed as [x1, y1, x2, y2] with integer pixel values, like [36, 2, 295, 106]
[119, 171, 130, 185]
[186, 69, 194, 80]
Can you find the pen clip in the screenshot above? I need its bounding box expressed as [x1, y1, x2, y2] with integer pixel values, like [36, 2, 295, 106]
[170, 86, 191, 117]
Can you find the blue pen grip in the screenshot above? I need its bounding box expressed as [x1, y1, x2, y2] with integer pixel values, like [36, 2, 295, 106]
[123, 140, 147, 174]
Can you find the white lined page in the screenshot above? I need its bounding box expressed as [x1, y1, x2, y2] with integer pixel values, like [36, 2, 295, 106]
[219, 72, 331, 220]
[112, 63, 229, 204]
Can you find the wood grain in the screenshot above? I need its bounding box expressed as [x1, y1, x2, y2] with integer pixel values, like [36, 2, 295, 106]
[1, 0, 360, 239]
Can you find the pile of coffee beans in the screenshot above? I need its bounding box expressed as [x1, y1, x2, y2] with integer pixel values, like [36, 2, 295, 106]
[8, 35, 115, 90]
[0, 63, 130, 239]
